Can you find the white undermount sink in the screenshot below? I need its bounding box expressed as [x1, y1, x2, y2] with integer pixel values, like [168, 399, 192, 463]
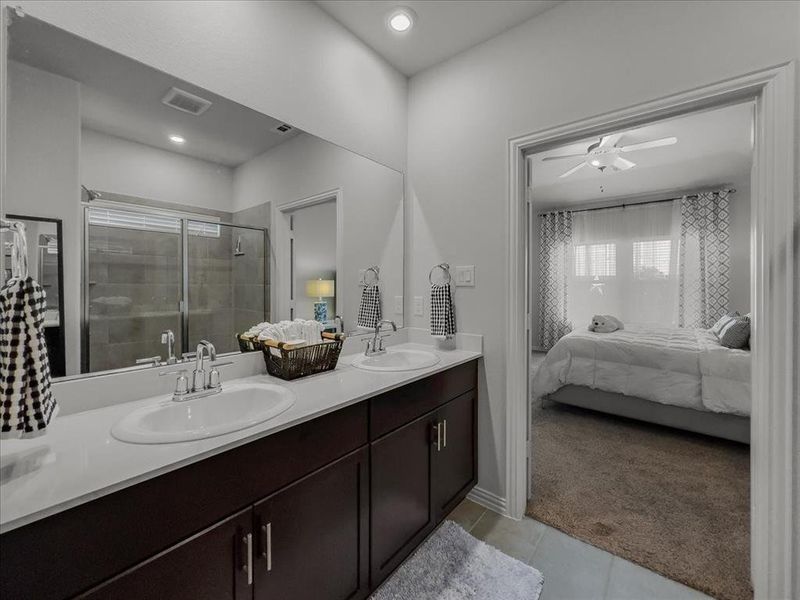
[350, 348, 441, 372]
[111, 383, 295, 444]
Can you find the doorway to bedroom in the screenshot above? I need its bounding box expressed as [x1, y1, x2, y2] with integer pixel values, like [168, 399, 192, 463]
[526, 101, 755, 600]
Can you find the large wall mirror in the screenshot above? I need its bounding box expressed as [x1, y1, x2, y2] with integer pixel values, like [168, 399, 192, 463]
[2, 12, 404, 379]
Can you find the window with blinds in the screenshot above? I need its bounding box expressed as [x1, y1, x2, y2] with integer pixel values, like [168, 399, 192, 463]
[633, 239, 672, 279]
[87, 207, 221, 238]
[574, 243, 616, 277]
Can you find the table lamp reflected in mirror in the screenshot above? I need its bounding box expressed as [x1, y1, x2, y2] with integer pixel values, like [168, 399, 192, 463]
[306, 278, 335, 322]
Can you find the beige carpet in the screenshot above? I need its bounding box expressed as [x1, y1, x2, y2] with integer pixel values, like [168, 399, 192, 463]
[527, 401, 751, 600]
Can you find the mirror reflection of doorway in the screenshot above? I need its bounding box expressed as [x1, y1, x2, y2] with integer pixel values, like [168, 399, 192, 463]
[1, 215, 66, 377]
[285, 199, 337, 325]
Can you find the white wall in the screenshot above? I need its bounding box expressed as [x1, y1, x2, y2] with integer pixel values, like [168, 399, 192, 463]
[406, 0, 799, 507]
[233, 133, 404, 334]
[81, 129, 234, 212]
[13, 0, 408, 172]
[5, 60, 81, 374]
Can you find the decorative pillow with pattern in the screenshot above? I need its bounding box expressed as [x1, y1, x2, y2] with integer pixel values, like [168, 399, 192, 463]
[718, 315, 751, 349]
[710, 311, 739, 336]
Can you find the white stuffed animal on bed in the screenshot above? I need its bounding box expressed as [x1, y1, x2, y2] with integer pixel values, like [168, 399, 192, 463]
[588, 315, 624, 333]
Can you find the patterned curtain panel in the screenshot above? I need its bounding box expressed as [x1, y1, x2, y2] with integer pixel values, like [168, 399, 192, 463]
[539, 211, 573, 349]
[678, 190, 731, 328]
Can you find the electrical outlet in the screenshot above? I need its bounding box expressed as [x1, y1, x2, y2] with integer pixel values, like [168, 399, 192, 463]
[394, 296, 403, 314]
[455, 265, 475, 287]
[413, 296, 424, 316]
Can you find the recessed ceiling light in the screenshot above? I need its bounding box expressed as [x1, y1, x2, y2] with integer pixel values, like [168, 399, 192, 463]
[388, 7, 415, 32]
[169, 134, 185, 144]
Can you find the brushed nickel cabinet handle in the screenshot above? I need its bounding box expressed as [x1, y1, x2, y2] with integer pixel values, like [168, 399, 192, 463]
[266, 522, 272, 572]
[436, 422, 442, 452]
[443, 419, 447, 449]
[245, 533, 253, 585]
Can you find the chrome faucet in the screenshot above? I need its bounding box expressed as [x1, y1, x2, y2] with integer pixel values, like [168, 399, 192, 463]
[160, 340, 232, 402]
[334, 315, 344, 334]
[193, 340, 216, 392]
[161, 329, 177, 364]
[364, 320, 396, 356]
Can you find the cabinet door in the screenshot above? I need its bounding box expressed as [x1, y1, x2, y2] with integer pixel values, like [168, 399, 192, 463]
[253, 448, 369, 600]
[80, 507, 252, 600]
[432, 390, 477, 521]
[370, 412, 436, 586]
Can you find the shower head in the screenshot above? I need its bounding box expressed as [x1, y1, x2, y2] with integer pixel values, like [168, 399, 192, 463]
[234, 236, 245, 256]
[81, 185, 101, 201]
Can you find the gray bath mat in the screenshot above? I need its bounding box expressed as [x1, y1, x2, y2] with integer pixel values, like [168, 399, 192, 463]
[371, 520, 544, 599]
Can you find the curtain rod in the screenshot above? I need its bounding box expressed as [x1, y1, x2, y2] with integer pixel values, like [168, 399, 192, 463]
[544, 188, 736, 215]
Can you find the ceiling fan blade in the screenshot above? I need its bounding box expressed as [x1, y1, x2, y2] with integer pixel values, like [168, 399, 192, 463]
[598, 133, 624, 148]
[541, 153, 587, 162]
[559, 162, 587, 178]
[619, 136, 677, 153]
[611, 157, 636, 171]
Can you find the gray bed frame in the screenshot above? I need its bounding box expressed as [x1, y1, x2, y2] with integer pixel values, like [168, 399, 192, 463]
[544, 385, 750, 444]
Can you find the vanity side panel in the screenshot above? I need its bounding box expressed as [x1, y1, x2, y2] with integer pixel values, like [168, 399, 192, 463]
[369, 360, 478, 439]
[0, 402, 367, 600]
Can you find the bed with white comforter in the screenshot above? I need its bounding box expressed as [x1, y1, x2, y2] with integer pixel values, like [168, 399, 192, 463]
[532, 324, 751, 416]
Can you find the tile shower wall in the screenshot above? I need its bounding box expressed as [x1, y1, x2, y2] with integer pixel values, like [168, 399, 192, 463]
[88, 223, 268, 372]
[233, 202, 272, 332]
[188, 227, 235, 354]
[88, 226, 182, 372]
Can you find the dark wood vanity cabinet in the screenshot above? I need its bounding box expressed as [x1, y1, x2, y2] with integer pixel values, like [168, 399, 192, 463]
[0, 360, 477, 600]
[369, 388, 477, 587]
[253, 448, 369, 600]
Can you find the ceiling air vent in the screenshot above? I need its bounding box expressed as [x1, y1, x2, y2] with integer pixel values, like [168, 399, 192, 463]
[273, 123, 293, 134]
[161, 87, 212, 116]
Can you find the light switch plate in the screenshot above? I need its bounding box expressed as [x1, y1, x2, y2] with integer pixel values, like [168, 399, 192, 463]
[413, 296, 424, 316]
[455, 265, 475, 287]
[394, 296, 403, 314]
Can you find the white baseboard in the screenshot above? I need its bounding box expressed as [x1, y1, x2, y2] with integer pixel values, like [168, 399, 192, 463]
[467, 486, 509, 517]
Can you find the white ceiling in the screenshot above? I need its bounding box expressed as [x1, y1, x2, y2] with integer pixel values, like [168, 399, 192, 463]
[9, 15, 300, 168]
[529, 102, 755, 211]
[315, 1, 561, 76]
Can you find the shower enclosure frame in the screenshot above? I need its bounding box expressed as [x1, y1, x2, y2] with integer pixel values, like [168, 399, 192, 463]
[81, 201, 269, 374]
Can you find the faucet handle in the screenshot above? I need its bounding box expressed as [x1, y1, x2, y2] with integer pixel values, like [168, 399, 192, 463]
[159, 369, 189, 398]
[207, 361, 233, 391]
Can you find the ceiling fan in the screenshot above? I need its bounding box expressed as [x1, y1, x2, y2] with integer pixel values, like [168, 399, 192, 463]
[542, 133, 677, 178]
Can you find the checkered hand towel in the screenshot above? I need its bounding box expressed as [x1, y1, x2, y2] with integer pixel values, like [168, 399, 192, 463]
[1, 276, 58, 439]
[357, 285, 382, 329]
[430, 283, 456, 338]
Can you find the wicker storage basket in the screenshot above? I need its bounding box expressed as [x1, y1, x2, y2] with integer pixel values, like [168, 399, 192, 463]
[258, 332, 345, 381]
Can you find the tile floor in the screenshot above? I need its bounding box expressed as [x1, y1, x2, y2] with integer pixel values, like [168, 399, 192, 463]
[448, 499, 712, 600]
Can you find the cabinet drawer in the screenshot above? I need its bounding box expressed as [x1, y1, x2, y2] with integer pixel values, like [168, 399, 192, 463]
[79, 508, 252, 600]
[0, 402, 368, 600]
[369, 360, 477, 440]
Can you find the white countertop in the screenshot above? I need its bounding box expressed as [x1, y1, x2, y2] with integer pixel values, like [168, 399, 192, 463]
[0, 343, 481, 533]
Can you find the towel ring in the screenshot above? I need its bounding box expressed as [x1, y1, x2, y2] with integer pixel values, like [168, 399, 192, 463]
[363, 266, 380, 286]
[429, 263, 451, 285]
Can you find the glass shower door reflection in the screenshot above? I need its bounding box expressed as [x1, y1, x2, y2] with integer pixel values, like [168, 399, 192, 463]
[86, 219, 183, 373]
[187, 221, 267, 354]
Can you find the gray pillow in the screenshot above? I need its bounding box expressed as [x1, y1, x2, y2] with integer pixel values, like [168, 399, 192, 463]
[718, 315, 751, 349]
[710, 311, 739, 336]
